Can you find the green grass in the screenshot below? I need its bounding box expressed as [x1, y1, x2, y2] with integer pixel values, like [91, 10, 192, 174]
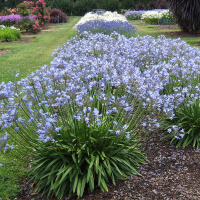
[130, 20, 200, 47]
[0, 16, 81, 83]
[0, 16, 81, 200]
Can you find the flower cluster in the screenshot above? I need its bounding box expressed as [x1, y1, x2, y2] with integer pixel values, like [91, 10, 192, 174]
[33, 0, 50, 26]
[76, 20, 137, 37]
[74, 11, 127, 28]
[141, 9, 176, 24]
[124, 10, 146, 20]
[0, 14, 23, 26]
[1, 31, 200, 149]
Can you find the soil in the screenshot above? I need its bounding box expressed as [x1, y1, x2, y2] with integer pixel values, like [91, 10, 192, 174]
[12, 24, 200, 199]
[0, 49, 10, 56]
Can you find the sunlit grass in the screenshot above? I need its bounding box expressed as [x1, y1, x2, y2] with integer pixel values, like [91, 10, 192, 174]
[0, 16, 81, 83]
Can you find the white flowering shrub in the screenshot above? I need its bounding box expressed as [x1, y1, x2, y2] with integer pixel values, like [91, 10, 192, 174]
[141, 9, 176, 24]
[74, 11, 127, 28]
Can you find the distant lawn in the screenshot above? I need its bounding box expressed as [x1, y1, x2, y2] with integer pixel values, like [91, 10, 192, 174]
[0, 16, 81, 83]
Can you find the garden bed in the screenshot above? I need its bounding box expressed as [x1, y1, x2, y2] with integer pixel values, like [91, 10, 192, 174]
[17, 132, 200, 200]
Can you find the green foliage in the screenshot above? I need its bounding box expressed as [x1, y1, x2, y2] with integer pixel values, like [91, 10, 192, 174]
[73, 0, 97, 16]
[29, 132, 146, 198]
[159, 11, 176, 25]
[47, 0, 74, 16]
[101, 0, 121, 12]
[121, 0, 140, 9]
[17, 2, 31, 16]
[0, 26, 21, 42]
[163, 98, 200, 149]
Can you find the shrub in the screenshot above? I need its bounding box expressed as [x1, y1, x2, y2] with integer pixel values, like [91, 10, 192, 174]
[157, 0, 168, 9]
[33, 0, 50, 26]
[0, 26, 21, 42]
[49, 8, 69, 23]
[101, 0, 121, 12]
[73, 0, 97, 16]
[15, 17, 41, 33]
[137, 3, 145, 10]
[0, 14, 22, 27]
[121, 0, 140, 10]
[16, 1, 34, 16]
[148, 1, 156, 10]
[141, 9, 175, 25]
[46, 0, 73, 16]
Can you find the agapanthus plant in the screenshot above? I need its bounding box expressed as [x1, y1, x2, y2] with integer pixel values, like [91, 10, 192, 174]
[2, 31, 200, 198]
[124, 10, 145, 20]
[76, 20, 137, 38]
[0, 32, 159, 198]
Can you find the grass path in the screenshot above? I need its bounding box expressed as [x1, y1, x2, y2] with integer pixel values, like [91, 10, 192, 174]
[0, 16, 81, 83]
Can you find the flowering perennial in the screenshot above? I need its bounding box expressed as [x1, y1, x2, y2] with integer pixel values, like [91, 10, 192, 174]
[0, 31, 200, 150]
[141, 9, 175, 24]
[74, 11, 127, 28]
[76, 20, 137, 37]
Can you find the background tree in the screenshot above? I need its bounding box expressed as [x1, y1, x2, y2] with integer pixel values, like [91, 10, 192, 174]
[166, 0, 200, 33]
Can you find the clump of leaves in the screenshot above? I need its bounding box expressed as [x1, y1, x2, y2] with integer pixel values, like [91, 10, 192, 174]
[163, 98, 200, 149]
[0, 26, 21, 42]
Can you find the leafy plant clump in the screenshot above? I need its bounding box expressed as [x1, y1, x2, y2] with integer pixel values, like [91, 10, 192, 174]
[0, 32, 160, 198]
[0, 26, 21, 42]
[49, 8, 69, 23]
[163, 98, 200, 149]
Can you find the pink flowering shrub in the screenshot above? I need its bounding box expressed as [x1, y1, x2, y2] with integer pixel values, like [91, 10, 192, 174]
[17, 1, 35, 16]
[13, 0, 50, 33]
[33, 0, 50, 26]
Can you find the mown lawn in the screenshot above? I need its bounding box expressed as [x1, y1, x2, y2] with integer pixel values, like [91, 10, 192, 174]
[0, 16, 81, 83]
